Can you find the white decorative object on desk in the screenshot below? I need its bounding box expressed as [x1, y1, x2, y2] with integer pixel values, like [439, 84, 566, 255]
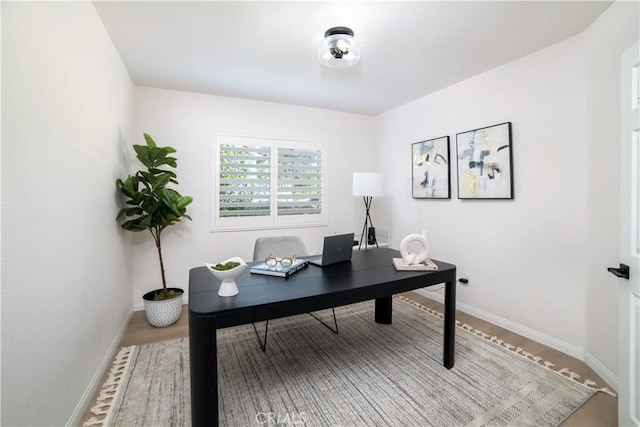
[205, 257, 247, 297]
[392, 257, 438, 271]
[399, 232, 430, 265]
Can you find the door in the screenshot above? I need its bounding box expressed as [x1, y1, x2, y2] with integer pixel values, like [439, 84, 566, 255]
[617, 40, 640, 427]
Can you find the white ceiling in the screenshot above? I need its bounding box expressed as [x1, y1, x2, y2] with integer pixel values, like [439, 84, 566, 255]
[93, 1, 612, 116]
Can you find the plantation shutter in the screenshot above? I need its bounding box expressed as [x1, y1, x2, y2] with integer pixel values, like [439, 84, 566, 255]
[213, 135, 327, 230]
[219, 144, 271, 217]
[277, 147, 323, 216]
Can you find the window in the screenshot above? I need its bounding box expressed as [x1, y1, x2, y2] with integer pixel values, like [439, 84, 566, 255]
[212, 135, 327, 231]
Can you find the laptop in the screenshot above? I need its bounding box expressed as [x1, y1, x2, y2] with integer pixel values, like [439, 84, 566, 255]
[308, 233, 355, 267]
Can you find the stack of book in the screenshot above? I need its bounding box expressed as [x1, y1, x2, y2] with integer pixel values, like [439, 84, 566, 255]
[250, 258, 309, 278]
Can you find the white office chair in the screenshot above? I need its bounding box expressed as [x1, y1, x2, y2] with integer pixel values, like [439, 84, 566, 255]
[253, 236, 308, 262]
[253, 236, 338, 352]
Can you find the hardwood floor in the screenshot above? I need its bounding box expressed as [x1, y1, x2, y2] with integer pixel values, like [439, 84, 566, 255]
[78, 291, 617, 426]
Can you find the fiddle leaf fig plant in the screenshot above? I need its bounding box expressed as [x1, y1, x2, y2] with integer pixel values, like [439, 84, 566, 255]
[116, 133, 193, 300]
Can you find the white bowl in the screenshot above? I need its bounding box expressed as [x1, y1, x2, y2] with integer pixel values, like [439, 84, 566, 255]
[205, 257, 247, 297]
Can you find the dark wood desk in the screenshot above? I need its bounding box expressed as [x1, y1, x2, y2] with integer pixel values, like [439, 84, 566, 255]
[188, 248, 456, 426]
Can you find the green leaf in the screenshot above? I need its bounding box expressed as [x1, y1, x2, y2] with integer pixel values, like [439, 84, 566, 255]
[139, 215, 152, 229]
[154, 173, 172, 190]
[116, 208, 128, 221]
[118, 176, 139, 198]
[133, 144, 152, 168]
[149, 168, 176, 177]
[143, 133, 157, 149]
[155, 157, 177, 168]
[125, 207, 143, 216]
[176, 196, 193, 209]
[163, 146, 177, 154]
[121, 219, 148, 232]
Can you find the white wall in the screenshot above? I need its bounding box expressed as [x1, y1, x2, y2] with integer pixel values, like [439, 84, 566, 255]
[375, 0, 638, 384]
[1, 2, 134, 425]
[377, 30, 591, 348]
[131, 87, 375, 306]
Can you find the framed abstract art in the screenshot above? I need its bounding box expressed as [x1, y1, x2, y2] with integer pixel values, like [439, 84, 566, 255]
[411, 136, 450, 199]
[456, 122, 513, 199]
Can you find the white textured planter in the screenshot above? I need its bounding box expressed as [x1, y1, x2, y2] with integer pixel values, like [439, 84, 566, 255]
[142, 288, 184, 327]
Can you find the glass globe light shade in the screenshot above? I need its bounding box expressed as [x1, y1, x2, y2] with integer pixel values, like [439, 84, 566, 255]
[318, 27, 361, 68]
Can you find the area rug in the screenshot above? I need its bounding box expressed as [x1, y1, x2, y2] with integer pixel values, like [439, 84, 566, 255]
[85, 296, 613, 427]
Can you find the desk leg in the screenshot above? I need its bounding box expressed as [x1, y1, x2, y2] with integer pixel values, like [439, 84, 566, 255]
[189, 311, 218, 426]
[375, 296, 392, 324]
[443, 277, 456, 369]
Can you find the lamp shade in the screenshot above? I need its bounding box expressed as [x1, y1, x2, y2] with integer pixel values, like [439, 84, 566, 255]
[352, 173, 384, 197]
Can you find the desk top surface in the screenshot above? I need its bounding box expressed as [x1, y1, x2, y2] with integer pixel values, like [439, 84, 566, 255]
[189, 248, 455, 315]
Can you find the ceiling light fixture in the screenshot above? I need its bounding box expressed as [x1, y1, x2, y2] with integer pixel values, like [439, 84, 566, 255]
[318, 26, 360, 68]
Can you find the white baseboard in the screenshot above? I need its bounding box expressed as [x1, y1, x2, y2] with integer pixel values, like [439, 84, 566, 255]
[66, 305, 134, 426]
[414, 288, 618, 391]
[584, 350, 618, 392]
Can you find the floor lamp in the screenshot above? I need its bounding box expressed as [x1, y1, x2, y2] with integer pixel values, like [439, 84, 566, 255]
[352, 172, 384, 250]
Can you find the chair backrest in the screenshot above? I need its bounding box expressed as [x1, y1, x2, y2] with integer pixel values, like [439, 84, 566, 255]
[253, 236, 308, 261]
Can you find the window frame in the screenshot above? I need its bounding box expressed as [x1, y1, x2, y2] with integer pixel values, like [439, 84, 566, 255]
[211, 134, 328, 232]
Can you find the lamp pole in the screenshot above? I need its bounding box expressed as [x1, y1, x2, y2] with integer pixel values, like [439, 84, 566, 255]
[358, 196, 378, 250]
[353, 172, 384, 251]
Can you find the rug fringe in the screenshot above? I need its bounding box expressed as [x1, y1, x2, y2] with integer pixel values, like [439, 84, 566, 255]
[395, 295, 617, 397]
[83, 345, 136, 426]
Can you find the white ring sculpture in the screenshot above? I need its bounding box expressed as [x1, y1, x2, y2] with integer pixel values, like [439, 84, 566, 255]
[400, 234, 430, 265]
